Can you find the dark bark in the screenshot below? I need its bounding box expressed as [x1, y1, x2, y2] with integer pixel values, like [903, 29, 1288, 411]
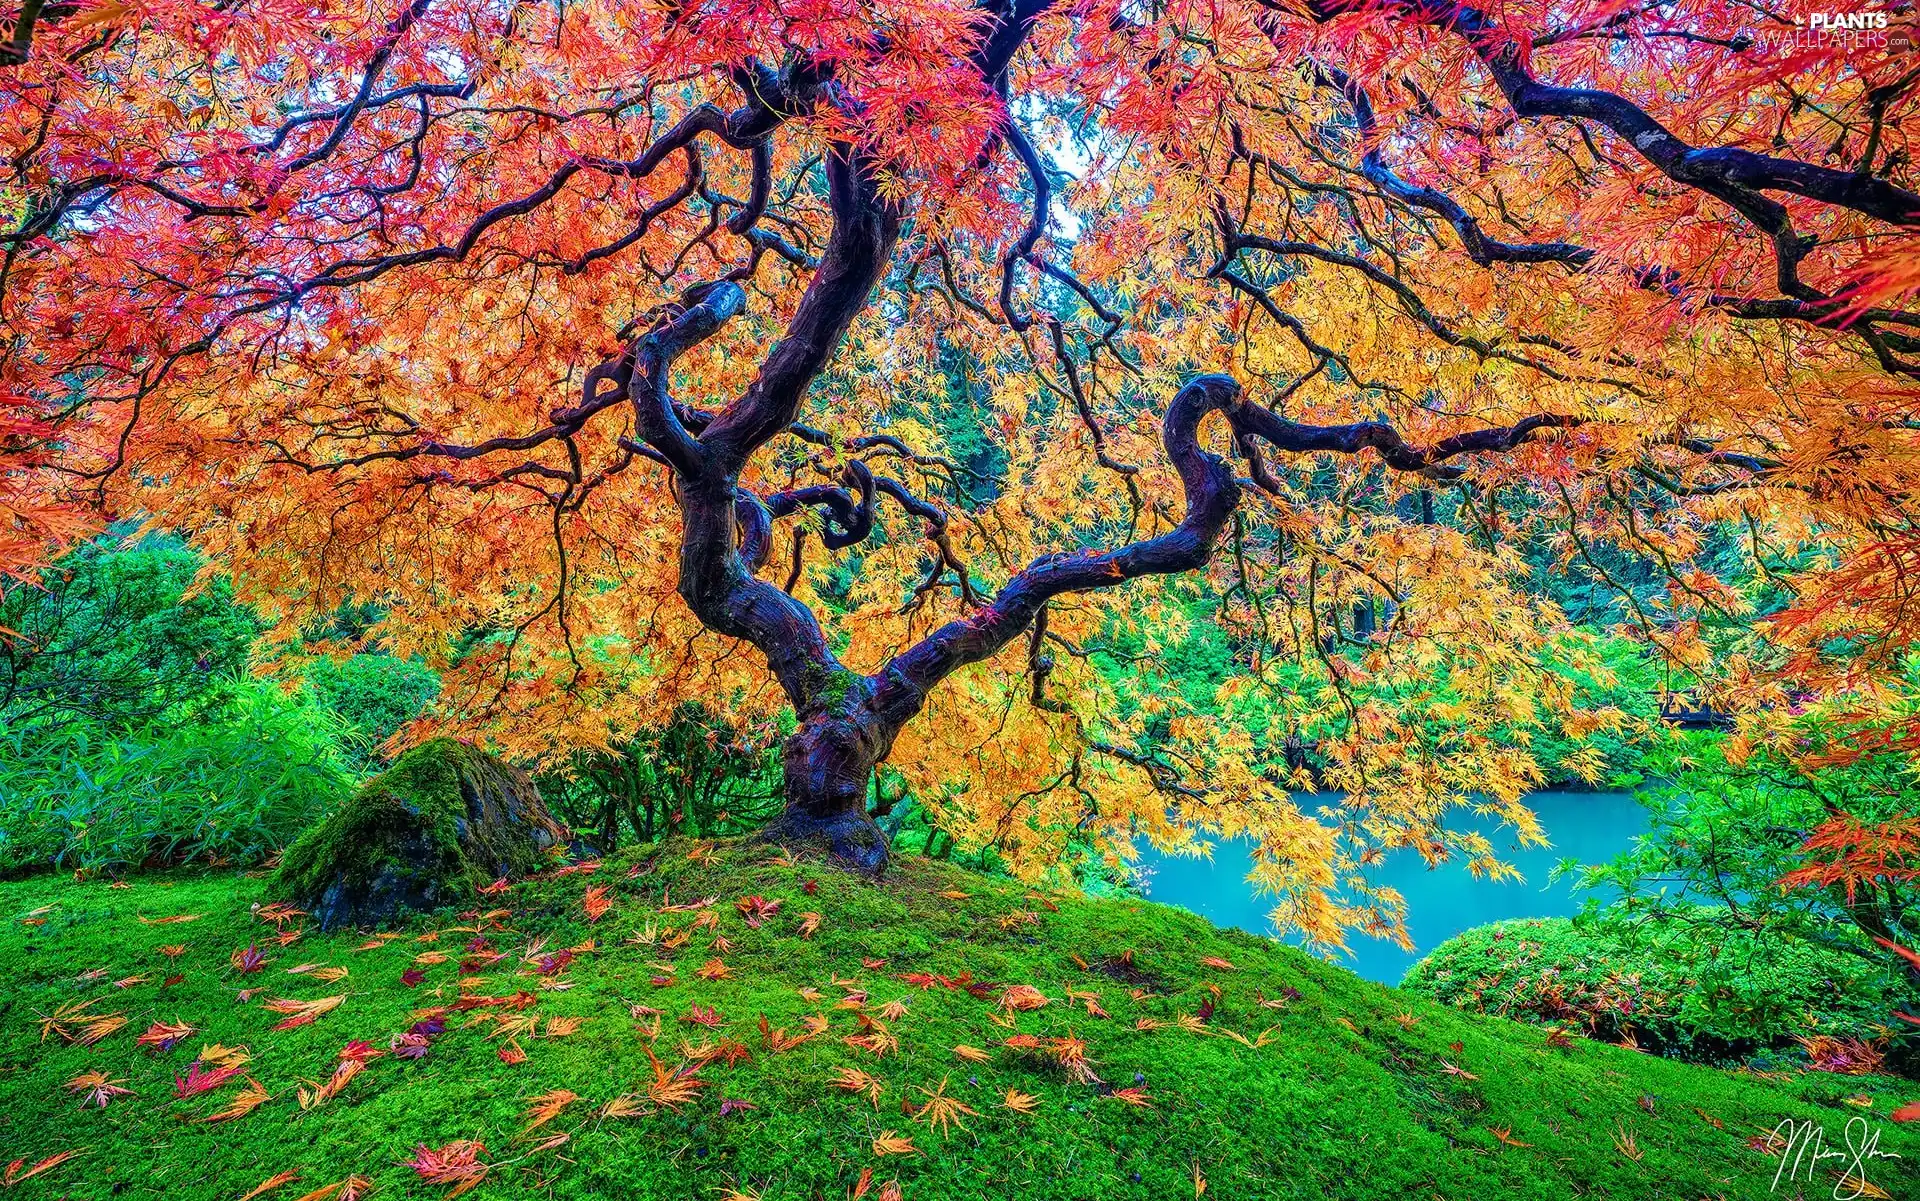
[761, 711, 892, 873]
[620, 136, 905, 869]
[1302, 0, 1920, 228]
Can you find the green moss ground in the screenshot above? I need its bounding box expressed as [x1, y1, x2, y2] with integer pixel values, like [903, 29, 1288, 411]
[3, 840, 1916, 1199]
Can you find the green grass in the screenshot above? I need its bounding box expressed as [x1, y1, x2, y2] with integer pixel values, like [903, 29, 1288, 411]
[2, 840, 1915, 1200]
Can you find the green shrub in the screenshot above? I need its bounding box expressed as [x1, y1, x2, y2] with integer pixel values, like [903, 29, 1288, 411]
[303, 651, 441, 762]
[0, 678, 359, 877]
[0, 535, 368, 878]
[1577, 714, 1920, 1036]
[535, 703, 781, 851]
[0, 530, 257, 731]
[1401, 913, 1900, 1064]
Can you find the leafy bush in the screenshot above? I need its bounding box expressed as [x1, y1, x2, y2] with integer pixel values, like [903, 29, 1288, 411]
[1582, 729, 1920, 946]
[1402, 914, 1902, 1064]
[303, 651, 441, 761]
[0, 531, 256, 731]
[0, 679, 358, 877]
[1570, 699, 1920, 1068]
[535, 703, 781, 850]
[0, 535, 368, 877]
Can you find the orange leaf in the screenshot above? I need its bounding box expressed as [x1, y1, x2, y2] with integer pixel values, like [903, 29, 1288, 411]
[4, 1148, 86, 1186]
[238, 1171, 301, 1201]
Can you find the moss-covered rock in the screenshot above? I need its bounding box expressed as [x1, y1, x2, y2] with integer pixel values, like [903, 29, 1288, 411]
[271, 738, 569, 929]
[1401, 913, 1903, 1063]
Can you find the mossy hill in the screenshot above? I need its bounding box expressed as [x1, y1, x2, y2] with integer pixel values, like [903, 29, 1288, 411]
[4, 840, 1915, 1199]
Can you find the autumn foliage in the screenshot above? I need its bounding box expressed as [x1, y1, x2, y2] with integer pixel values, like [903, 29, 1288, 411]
[2, 0, 1919, 943]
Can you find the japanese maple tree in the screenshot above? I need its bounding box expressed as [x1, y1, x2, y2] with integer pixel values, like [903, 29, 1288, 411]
[3, 0, 1918, 945]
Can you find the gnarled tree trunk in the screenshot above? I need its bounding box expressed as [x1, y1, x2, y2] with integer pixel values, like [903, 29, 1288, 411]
[604, 29, 1584, 877]
[762, 709, 892, 873]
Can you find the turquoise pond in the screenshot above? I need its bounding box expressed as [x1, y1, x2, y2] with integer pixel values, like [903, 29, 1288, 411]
[1135, 790, 1648, 985]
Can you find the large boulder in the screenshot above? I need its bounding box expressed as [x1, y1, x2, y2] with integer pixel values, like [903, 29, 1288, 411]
[272, 738, 570, 929]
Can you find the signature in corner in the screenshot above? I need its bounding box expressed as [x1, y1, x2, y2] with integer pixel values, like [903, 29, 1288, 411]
[1770, 1115, 1903, 1200]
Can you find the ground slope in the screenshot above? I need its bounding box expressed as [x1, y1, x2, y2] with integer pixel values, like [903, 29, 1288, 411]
[2, 840, 1914, 1200]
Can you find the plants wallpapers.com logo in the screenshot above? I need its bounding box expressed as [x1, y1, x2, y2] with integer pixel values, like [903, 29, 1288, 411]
[1765, 9, 1916, 52]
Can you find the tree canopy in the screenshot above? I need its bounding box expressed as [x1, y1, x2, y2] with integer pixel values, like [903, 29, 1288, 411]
[2, 0, 1918, 946]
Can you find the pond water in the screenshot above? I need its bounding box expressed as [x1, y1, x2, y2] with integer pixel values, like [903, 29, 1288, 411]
[1135, 790, 1648, 985]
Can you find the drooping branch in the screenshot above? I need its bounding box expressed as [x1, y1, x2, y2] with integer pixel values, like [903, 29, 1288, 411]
[24, 50, 828, 479]
[1301, 0, 1920, 227]
[869, 374, 1249, 728]
[1310, 66, 1599, 270]
[998, 112, 1052, 331]
[1303, 64, 1920, 373]
[1281, 7, 1920, 380]
[1220, 220, 1611, 385]
[282, 0, 440, 173]
[864, 373, 1588, 733]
